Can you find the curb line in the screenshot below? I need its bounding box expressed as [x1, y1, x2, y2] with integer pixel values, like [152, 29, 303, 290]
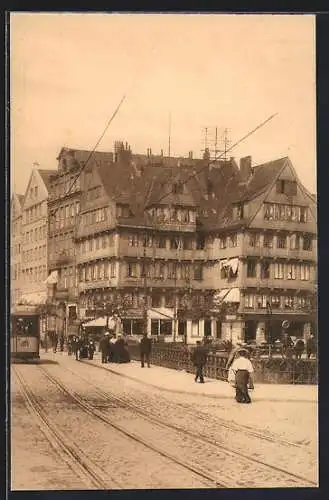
[80, 359, 316, 403]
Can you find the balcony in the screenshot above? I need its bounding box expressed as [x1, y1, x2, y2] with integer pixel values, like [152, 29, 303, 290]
[118, 243, 209, 261]
[118, 276, 206, 290]
[76, 247, 118, 264]
[49, 251, 75, 268]
[78, 278, 118, 293]
[151, 221, 196, 232]
[242, 277, 315, 291]
[245, 246, 316, 261]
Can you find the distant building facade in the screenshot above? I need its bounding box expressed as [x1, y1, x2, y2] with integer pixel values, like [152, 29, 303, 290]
[10, 193, 24, 307]
[15, 167, 55, 308]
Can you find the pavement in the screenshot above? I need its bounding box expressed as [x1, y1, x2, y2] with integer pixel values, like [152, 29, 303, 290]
[78, 352, 317, 403]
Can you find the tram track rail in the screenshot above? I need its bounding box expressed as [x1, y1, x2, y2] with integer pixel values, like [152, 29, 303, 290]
[38, 364, 224, 488]
[12, 365, 121, 490]
[39, 363, 317, 488]
[83, 359, 310, 449]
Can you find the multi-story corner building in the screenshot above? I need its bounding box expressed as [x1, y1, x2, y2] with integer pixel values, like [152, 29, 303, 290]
[74, 141, 240, 342]
[10, 193, 24, 307]
[18, 167, 56, 306]
[208, 156, 317, 344]
[47, 148, 114, 337]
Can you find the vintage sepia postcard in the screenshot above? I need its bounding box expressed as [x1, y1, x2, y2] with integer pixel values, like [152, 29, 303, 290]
[9, 12, 318, 491]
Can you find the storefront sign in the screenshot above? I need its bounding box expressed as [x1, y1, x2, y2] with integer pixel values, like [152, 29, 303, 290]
[226, 315, 237, 320]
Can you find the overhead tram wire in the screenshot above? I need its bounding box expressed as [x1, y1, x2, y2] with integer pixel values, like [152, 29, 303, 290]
[152, 113, 278, 207]
[49, 94, 127, 218]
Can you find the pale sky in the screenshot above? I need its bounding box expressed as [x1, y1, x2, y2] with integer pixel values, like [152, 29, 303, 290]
[10, 13, 316, 195]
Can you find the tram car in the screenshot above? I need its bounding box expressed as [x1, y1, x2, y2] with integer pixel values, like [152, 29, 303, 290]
[11, 305, 41, 361]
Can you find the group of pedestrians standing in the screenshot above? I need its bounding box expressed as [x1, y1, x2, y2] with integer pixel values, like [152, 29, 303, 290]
[99, 332, 130, 364]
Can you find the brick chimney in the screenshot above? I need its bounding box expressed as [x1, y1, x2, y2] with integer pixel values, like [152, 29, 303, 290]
[239, 156, 252, 182]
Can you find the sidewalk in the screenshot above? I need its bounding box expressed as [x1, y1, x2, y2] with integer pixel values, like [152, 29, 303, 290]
[81, 352, 317, 403]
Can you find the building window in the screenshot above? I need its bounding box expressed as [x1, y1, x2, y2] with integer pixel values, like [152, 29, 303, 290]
[228, 234, 237, 247]
[244, 295, 254, 308]
[219, 237, 226, 249]
[290, 234, 300, 250]
[191, 320, 200, 337]
[249, 233, 260, 247]
[257, 295, 268, 309]
[274, 262, 284, 279]
[263, 234, 273, 248]
[276, 179, 286, 194]
[183, 237, 193, 250]
[172, 181, 184, 195]
[128, 235, 139, 247]
[152, 293, 162, 308]
[196, 234, 205, 250]
[277, 234, 287, 249]
[170, 236, 182, 250]
[284, 296, 294, 309]
[300, 264, 310, 281]
[303, 235, 312, 251]
[261, 260, 270, 279]
[300, 207, 308, 223]
[286, 263, 297, 280]
[110, 262, 116, 278]
[127, 262, 138, 278]
[246, 259, 257, 278]
[155, 236, 166, 249]
[194, 264, 203, 280]
[236, 203, 244, 219]
[271, 295, 281, 308]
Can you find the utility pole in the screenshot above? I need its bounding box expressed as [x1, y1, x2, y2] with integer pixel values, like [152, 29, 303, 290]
[142, 232, 148, 336]
[168, 113, 172, 158]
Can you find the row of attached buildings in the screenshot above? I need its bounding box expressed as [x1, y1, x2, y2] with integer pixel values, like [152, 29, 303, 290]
[11, 141, 317, 344]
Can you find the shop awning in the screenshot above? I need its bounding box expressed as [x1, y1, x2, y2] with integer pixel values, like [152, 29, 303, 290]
[83, 316, 117, 329]
[223, 288, 240, 303]
[18, 291, 48, 306]
[148, 307, 174, 320]
[44, 271, 58, 285]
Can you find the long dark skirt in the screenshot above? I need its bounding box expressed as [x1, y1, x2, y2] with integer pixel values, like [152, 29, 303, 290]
[235, 370, 251, 403]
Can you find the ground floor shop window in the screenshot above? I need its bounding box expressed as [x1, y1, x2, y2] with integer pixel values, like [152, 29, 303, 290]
[216, 321, 222, 339]
[191, 320, 199, 337]
[178, 321, 186, 336]
[122, 319, 144, 335]
[204, 319, 211, 337]
[151, 319, 173, 336]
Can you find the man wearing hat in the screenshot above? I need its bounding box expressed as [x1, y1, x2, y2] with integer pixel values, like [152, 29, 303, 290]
[228, 348, 254, 403]
[99, 332, 110, 363]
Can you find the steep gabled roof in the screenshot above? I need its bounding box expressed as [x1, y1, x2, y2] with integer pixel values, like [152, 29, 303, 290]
[236, 157, 287, 203]
[37, 169, 57, 190]
[17, 194, 24, 207]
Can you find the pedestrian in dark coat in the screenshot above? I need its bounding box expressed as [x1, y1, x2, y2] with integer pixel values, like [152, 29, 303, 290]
[140, 335, 152, 368]
[87, 339, 96, 360]
[191, 341, 208, 383]
[114, 336, 130, 363]
[99, 334, 110, 363]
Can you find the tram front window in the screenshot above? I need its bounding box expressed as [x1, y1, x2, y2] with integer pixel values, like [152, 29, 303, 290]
[13, 317, 35, 336]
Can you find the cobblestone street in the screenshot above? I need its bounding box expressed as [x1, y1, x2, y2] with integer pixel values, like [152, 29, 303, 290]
[11, 351, 318, 490]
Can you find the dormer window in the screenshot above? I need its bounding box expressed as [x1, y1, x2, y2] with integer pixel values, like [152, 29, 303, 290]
[276, 179, 297, 196]
[236, 203, 244, 219]
[172, 181, 184, 195]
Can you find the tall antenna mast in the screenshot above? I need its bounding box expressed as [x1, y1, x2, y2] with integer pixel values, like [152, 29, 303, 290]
[168, 112, 172, 157]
